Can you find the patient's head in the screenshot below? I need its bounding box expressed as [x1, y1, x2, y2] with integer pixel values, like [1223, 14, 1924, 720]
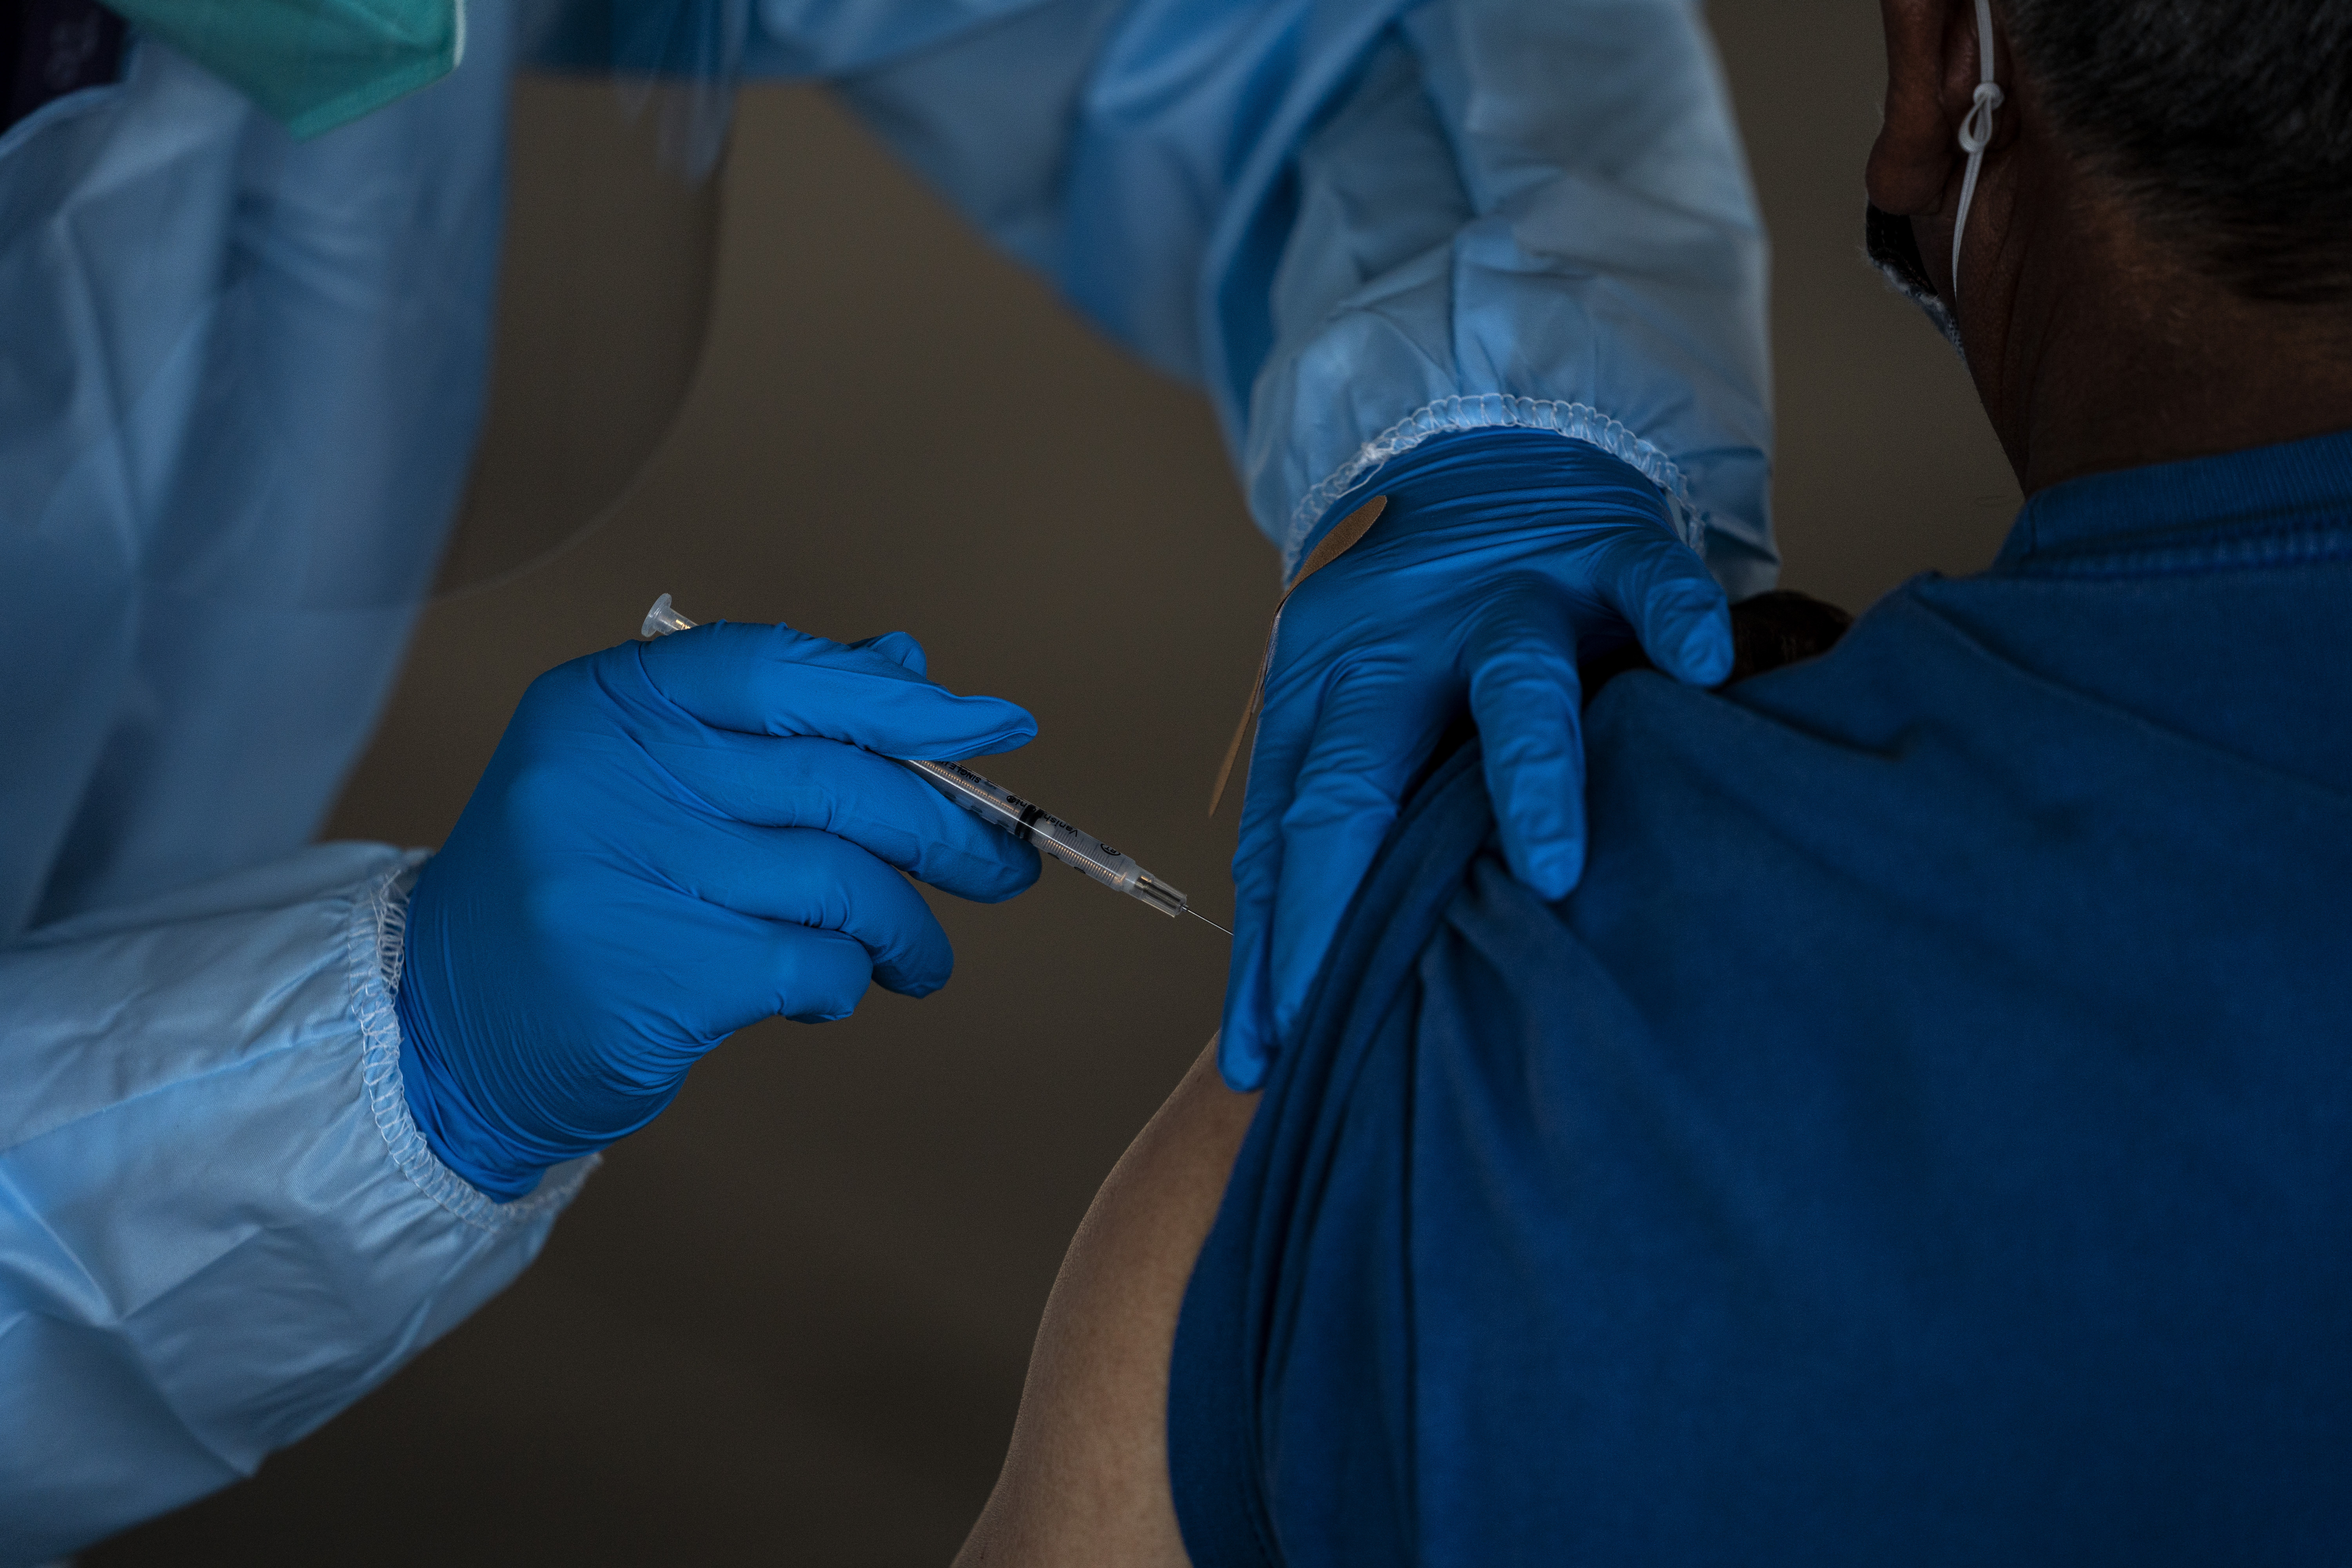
[1866, 0, 2352, 490]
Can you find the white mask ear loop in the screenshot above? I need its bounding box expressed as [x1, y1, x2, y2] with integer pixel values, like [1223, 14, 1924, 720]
[1951, 0, 2005, 314]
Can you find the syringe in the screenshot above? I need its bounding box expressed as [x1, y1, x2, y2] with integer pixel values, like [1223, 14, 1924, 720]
[641, 595, 1227, 935]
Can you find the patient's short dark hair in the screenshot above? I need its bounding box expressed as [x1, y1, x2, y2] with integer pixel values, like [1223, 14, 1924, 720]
[2005, 0, 2352, 303]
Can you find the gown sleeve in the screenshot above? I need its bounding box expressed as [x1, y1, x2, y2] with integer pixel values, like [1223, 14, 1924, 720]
[0, 15, 589, 1559]
[747, 0, 1773, 586]
[0, 846, 590, 1562]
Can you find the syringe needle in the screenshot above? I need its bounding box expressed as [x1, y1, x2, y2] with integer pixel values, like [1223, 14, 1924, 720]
[1187, 907, 1233, 937]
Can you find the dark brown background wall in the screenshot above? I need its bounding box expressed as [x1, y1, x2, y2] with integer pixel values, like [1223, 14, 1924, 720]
[91, 4, 2018, 1561]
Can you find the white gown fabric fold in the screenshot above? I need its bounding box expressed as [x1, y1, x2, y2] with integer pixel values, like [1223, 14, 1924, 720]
[1, 11, 585, 1562]
[0, 848, 588, 1564]
[807, 0, 1774, 582]
[0, 0, 1771, 1556]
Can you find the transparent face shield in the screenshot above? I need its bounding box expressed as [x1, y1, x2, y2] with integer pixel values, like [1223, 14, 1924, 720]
[429, 62, 725, 597]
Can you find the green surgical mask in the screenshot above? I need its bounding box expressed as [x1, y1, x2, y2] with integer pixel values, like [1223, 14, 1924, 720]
[111, 0, 465, 139]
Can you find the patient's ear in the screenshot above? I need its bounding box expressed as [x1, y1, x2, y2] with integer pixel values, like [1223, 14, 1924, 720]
[1868, 0, 1974, 217]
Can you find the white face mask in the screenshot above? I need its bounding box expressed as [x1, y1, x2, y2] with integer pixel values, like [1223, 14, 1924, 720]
[1864, 0, 2004, 352]
[1866, 201, 1965, 352]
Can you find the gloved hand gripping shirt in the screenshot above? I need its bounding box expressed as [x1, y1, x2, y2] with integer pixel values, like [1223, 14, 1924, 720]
[812, 0, 1775, 1082]
[1221, 430, 1735, 1087]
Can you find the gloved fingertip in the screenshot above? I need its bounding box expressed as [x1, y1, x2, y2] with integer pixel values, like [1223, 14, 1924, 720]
[1217, 963, 1274, 1091]
[1485, 727, 1586, 900]
[1217, 1027, 1270, 1092]
[787, 1007, 855, 1025]
[1519, 833, 1587, 901]
[873, 952, 953, 998]
[854, 630, 930, 676]
[1654, 596, 1734, 687]
[943, 699, 1038, 757]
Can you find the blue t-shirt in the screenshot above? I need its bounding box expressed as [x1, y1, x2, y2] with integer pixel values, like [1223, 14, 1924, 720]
[1171, 431, 2352, 1565]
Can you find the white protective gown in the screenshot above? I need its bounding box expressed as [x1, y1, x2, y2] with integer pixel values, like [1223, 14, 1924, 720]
[0, 0, 1771, 1556]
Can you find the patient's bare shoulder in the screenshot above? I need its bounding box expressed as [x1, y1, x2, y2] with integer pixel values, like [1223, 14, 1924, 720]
[954, 1039, 1258, 1568]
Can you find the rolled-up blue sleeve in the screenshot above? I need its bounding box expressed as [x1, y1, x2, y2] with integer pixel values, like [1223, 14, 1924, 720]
[0, 845, 590, 1564]
[761, 0, 1772, 586]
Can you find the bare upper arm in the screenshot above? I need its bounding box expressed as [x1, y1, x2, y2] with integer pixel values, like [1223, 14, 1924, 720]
[953, 1038, 1258, 1568]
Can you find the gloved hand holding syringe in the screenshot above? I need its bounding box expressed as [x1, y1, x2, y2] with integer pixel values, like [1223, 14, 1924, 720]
[643, 595, 1229, 935]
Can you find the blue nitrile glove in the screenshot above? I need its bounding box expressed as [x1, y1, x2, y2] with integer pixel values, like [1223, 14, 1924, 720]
[1220, 430, 1735, 1090]
[396, 620, 1042, 1200]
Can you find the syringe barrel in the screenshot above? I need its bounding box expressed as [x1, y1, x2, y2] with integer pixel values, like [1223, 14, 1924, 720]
[903, 759, 1185, 918]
